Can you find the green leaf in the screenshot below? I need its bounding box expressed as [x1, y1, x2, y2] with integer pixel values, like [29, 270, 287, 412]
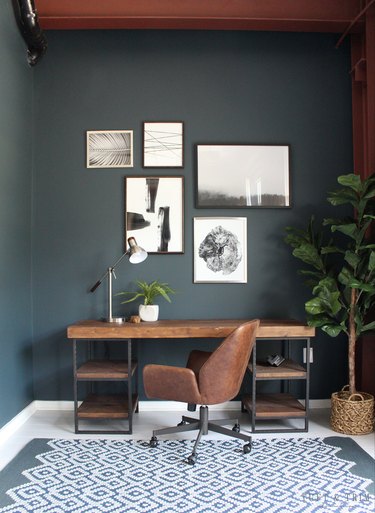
[369, 251, 375, 272]
[362, 320, 375, 332]
[327, 188, 358, 207]
[305, 297, 329, 315]
[321, 246, 345, 254]
[321, 324, 344, 337]
[306, 315, 334, 328]
[344, 250, 360, 270]
[293, 243, 324, 270]
[337, 173, 362, 192]
[330, 223, 358, 240]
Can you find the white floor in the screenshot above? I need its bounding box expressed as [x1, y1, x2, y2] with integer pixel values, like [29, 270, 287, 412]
[0, 407, 374, 471]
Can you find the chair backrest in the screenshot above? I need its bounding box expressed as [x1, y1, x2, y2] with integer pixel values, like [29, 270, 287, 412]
[198, 320, 259, 405]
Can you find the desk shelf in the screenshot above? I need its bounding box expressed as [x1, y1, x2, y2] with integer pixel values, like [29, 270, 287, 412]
[242, 393, 306, 419]
[77, 360, 137, 380]
[248, 359, 306, 380]
[243, 338, 311, 433]
[72, 338, 137, 434]
[78, 393, 138, 419]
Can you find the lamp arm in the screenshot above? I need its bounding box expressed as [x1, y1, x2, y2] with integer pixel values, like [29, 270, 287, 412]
[89, 250, 130, 293]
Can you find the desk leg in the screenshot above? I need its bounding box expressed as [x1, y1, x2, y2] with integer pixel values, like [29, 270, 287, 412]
[127, 338, 133, 434]
[251, 343, 256, 433]
[73, 339, 78, 434]
[305, 337, 310, 432]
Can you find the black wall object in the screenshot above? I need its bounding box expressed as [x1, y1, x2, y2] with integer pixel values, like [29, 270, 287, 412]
[12, 0, 47, 66]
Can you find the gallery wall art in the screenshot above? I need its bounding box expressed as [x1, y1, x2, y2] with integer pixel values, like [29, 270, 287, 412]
[143, 122, 184, 168]
[87, 130, 133, 168]
[194, 217, 247, 283]
[125, 176, 184, 254]
[196, 144, 290, 208]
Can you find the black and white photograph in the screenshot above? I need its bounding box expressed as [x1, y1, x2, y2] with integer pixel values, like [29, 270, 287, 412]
[125, 176, 184, 254]
[196, 144, 290, 207]
[194, 217, 247, 283]
[143, 122, 184, 168]
[87, 130, 133, 168]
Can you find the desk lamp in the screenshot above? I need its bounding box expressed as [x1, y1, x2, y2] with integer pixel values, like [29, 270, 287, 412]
[90, 237, 148, 323]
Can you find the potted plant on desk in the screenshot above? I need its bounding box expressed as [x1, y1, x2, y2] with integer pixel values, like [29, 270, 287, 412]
[285, 172, 375, 435]
[117, 280, 175, 321]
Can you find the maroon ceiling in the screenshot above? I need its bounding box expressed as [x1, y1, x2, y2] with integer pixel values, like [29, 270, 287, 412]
[35, 0, 364, 34]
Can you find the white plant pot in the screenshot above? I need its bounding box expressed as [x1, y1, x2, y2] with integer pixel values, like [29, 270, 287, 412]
[139, 304, 159, 322]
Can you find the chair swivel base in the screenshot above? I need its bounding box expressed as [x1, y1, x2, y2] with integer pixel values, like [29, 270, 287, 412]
[149, 405, 252, 465]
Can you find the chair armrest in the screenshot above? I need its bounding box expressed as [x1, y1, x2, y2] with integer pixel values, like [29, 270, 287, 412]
[143, 364, 201, 404]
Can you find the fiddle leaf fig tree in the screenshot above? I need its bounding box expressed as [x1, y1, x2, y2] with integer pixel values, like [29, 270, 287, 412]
[285, 173, 375, 394]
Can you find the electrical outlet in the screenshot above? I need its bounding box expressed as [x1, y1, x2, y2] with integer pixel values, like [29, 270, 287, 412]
[303, 347, 313, 363]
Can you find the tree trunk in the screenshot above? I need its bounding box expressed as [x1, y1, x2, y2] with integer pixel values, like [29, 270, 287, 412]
[348, 288, 357, 394]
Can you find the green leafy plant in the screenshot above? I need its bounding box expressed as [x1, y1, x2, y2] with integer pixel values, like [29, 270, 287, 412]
[117, 280, 175, 306]
[285, 173, 375, 394]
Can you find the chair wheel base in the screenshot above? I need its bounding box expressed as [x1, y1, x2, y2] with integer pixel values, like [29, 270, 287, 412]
[149, 436, 158, 448]
[186, 453, 197, 465]
[243, 443, 252, 454]
[232, 423, 240, 433]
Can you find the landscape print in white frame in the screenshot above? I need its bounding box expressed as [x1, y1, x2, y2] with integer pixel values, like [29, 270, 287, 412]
[194, 217, 247, 283]
[196, 144, 290, 207]
[87, 130, 133, 168]
[125, 176, 184, 254]
[143, 122, 184, 168]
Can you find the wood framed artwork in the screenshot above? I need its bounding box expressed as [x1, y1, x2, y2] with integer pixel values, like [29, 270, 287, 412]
[196, 144, 290, 208]
[194, 217, 247, 283]
[143, 122, 184, 168]
[86, 130, 133, 168]
[125, 176, 184, 254]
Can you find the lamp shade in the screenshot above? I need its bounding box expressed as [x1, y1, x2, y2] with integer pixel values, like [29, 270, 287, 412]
[128, 237, 148, 264]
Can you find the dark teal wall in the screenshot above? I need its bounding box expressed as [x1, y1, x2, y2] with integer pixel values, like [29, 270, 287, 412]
[32, 30, 352, 400]
[0, 2, 33, 428]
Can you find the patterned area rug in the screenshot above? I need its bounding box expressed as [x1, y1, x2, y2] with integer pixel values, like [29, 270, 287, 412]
[0, 438, 374, 512]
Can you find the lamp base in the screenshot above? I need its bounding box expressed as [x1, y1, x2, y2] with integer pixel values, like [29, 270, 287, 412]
[101, 317, 127, 324]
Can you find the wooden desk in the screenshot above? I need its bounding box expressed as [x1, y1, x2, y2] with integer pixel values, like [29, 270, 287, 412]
[67, 319, 315, 434]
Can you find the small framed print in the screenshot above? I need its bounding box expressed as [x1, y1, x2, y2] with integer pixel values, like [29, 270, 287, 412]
[125, 176, 184, 254]
[143, 121, 184, 168]
[194, 217, 247, 283]
[86, 130, 133, 168]
[196, 144, 290, 207]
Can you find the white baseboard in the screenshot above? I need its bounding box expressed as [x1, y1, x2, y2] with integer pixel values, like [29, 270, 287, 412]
[0, 398, 332, 444]
[29, 399, 332, 412]
[0, 402, 36, 445]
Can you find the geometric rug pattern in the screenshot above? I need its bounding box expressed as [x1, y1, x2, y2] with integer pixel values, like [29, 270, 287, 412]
[0, 438, 374, 513]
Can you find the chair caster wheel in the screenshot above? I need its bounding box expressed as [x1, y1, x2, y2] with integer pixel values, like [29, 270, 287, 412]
[149, 436, 158, 448]
[232, 423, 240, 433]
[186, 454, 196, 465]
[243, 443, 252, 454]
[177, 420, 187, 426]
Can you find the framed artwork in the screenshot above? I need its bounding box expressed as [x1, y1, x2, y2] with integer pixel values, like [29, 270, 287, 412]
[194, 217, 247, 283]
[125, 176, 184, 254]
[143, 121, 184, 168]
[87, 130, 133, 168]
[196, 144, 290, 208]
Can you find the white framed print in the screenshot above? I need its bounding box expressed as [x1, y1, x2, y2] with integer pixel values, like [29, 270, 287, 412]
[86, 130, 133, 168]
[194, 217, 247, 283]
[143, 121, 184, 168]
[125, 176, 184, 254]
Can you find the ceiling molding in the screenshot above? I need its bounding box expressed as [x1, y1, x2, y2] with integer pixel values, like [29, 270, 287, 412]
[35, 0, 364, 33]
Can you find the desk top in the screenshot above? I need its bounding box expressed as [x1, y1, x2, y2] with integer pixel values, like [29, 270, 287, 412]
[67, 319, 315, 339]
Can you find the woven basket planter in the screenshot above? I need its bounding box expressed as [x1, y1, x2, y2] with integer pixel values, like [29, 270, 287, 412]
[331, 387, 374, 435]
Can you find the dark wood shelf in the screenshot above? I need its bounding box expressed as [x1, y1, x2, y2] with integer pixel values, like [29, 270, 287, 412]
[248, 359, 306, 379]
[77, 393, 138, 419]
[242, 393, 306, 418]
[77, 360, 137, 380]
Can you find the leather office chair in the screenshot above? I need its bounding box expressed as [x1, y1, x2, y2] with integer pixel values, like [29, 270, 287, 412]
[143, 319, 259, 464]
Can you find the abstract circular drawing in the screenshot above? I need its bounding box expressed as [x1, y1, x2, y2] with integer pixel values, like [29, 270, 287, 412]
[198, 225, 242, 275]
